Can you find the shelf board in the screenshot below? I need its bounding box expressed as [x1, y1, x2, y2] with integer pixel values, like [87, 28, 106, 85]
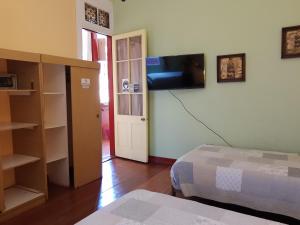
[0, 89, 36, 96]
[47, 153, 68, 164]
[1, 154, 40, 170]
[116, 58, 142, 63]
[4, 186, 44, 212]
[44, 124, 66, 130]
[43, 92, 65, 95]
[0, 122, 38, 132]
[117, 92, 143, 95]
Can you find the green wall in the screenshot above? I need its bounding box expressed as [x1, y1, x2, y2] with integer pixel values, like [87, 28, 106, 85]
[113, 0, 300, 158]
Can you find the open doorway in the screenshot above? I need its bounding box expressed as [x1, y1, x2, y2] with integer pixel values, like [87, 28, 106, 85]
[81, 29, 114, 162]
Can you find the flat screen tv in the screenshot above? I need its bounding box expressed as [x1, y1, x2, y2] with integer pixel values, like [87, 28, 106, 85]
[146, 54, 205, 90]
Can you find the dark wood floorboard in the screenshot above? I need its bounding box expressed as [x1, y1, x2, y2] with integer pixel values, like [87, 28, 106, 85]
[2, 158, 171, 225]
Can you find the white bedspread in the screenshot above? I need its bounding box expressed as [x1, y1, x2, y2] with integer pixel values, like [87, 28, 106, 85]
[171, 145, 300, 219]
[76, 190, 284, 225]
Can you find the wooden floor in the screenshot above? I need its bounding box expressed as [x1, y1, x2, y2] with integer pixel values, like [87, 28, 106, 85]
[2, 158, 171, 225]
[102, 140, 112, 162]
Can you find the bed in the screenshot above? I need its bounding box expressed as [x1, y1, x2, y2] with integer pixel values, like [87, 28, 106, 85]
[171, 145, 300, 220]
[76, 189, 284, 225]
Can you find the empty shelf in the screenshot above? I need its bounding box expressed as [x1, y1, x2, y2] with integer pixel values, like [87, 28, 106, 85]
[44, 124, 66, 129]
[43, 92, 65, 95]
[47, 153, 68, 164]
[4, 186, 44, 212]
[0, 89, 36, 96]
[0, 122, 38, 131]
[2, 154, 40, 170]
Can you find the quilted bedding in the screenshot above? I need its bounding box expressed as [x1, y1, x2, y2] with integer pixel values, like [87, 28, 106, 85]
[76, 189, 284, 225]
[171, 145, 300, 219]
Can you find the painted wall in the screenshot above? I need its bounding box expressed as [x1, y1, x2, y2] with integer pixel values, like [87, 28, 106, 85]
[0, 0, 77, 58]
[113, 0, 300, 158]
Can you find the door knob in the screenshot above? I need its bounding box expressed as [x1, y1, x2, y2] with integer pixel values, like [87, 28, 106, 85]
[141, 118, 146, 121]
[97, 114, 100, 118]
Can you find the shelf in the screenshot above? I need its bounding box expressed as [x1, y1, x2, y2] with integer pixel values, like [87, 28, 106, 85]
[43, 92, 65, 95]
[0, 122, 38, 132]
[47, 153, 68, 164]
[117, 92, 143, 95]
[116, 58, 142, 63]
[44, 124, 66, 130]
[1, 154, 40, 170]
[0, 89, 36, 96]
[3, 186, 44, 212]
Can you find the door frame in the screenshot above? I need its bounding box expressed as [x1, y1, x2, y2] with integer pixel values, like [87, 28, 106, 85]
[107, 36, 115, 157]
[87, 30, 115, 157]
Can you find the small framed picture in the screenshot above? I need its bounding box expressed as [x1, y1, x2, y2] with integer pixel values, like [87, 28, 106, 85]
[85, 3, 98, 24]
[121, 79, 129, 92]
[98, 9, 110, 29]
[281, 25, 300, 59]
[217, 53, 246, 83]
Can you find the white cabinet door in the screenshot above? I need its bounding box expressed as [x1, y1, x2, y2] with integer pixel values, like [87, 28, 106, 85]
[113, 30, 148, 163]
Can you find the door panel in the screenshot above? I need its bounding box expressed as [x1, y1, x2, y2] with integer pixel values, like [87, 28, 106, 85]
[117, 62, 129, 93]
[113, 30, 148, 163]
[116, 39, 128, 61]
[130, 60, 143, 92]
[70, 66, 101, 188]
[131, 94, 143, 116]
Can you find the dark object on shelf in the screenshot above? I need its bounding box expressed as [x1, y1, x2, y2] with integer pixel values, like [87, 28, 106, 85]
[0, 74, 17, 89]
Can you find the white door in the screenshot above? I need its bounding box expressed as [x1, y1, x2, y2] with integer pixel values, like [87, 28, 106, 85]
[113, 29, 148, 163]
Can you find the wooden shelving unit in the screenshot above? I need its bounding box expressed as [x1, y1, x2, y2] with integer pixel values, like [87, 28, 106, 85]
[0, 53, 47, 221]
[0, 48, 101, 221]
[42, 63, 70, 187]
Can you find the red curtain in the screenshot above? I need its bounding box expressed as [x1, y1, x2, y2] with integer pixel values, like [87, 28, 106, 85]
[91, 32, 99, 62]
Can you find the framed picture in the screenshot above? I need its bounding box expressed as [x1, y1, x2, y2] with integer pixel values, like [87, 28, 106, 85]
[281, 25, 300, 59]
[98, 9, 110, 29]
[121, 79, 129, 92]
[85, 3, 98, 24]
[217, 53, 246, 83]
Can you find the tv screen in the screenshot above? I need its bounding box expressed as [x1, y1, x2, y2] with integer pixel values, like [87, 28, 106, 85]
[146, 54, 205, 90]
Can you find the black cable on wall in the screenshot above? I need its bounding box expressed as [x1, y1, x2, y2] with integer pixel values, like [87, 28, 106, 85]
[168, 90, 233, 147]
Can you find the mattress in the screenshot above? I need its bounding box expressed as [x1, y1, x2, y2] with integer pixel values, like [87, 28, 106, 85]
[76, 189, 284, 225]
[171, 145, 300, 219]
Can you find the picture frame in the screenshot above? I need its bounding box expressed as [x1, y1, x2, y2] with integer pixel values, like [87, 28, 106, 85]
[281, 25, 300, 59]
[98, 9, 110, 29]
[85, 3, 98, 24]
[121, 79, 129, 92]
[217, 53, 246, 83]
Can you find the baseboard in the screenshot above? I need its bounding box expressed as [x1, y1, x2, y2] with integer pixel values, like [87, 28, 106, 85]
[149, 156, 176, 166]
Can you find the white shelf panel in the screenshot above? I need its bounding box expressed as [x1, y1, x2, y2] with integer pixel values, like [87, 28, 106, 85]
[0, 90, 36, 96]
[44, 124, 66, 130]
[45, 127, 68, 164]
[43, 92, 65, 95]
[4, 186, 44, 212]
[46, 153, 68, 164]
[1, 154, 40, 170]
[116, 58, 142, 63]
[0, 122, 38, 132]
[117, 92, 143, 95]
